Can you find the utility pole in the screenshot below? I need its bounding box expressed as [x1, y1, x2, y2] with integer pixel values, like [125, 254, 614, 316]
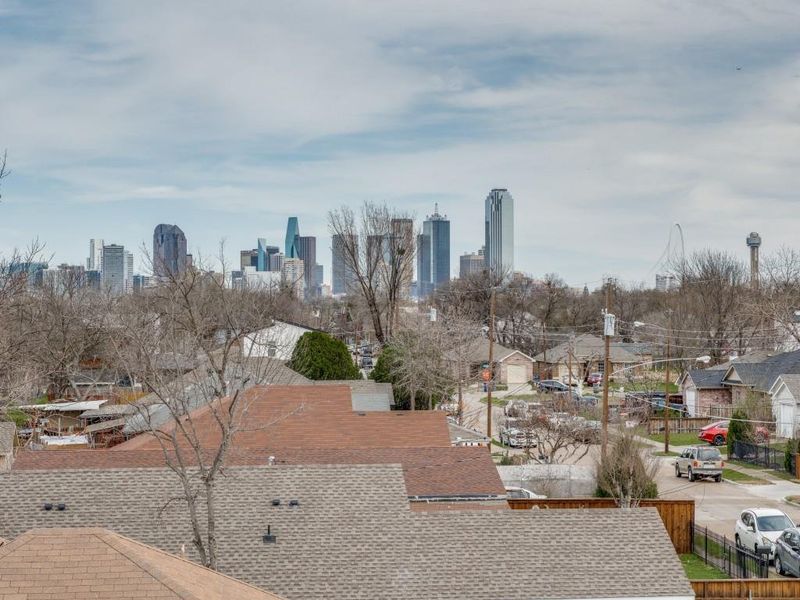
[567, 335, 574, 409]
[664, 328, 671, 454]
[487, 286, 496, 444]
[601, 280, 614, 457]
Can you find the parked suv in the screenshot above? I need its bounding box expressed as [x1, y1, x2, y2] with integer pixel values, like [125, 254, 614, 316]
[674, 446, 724, 482]
[735, 508, 795, 559]
[537, 380, 569, 393]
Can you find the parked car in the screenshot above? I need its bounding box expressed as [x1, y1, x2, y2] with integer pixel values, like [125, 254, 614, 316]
[735, 508, 795, 559]
[537, 380, 569, 393]
[774, 527, 800, 576]
[498, 426, 537, 448]
[360, 356, 374, 369]
[578, 395, 599, 407]
[698, 421, 769, 446]
[504, 486, 544, 499]
[674, 446, 724, 482]
[585, 372, 602, 385]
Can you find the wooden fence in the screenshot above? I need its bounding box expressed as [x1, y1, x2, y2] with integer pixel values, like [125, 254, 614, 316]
[508, 498, 694, 554]
[647, 416, 714, 434]
[692, 579, 800, 599]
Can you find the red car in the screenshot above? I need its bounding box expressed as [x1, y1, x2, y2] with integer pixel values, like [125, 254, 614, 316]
[585, 372, 602, 385]
[698, 421, 769, 446]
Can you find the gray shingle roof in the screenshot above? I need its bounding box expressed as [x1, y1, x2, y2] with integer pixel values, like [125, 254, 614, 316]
[532, 333, 639, 364]
[449, 338, 532, 365]
[775, 374, 800, 399]
[724, 349, 800, 392]
[0, 464, 692, 600]
[312, 380, 395, 410]
[685, 369, 727, 389]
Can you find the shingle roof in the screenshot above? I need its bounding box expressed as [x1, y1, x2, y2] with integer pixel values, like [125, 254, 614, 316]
[774, 374, 800, 399]
[0, 465, 693, 600]
[311, 380, 395, 410]
[723, 349, 800, 392]
[449, 338, 532, 364]
[532, 333, 639, 364]
[684, 369, 727, 389]
[0, 527, 286, 600]
[114, 385, 451, 451]
[12, 446, 504, 499]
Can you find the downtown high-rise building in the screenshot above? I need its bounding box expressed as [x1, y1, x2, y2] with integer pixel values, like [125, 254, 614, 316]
[101, 244, 126, 295]
[459, 247, 485, 278]
[295, 235, 318, 298]
[332, 233, 357, 295]
[285, 217, 300, 258]
[87, 239, 104, 272]
[416, 204, 450, 297]
[257, 239, 280, 272]
[484, 188, 514, 276]
[125, 251, 134, 293]
[281, 257, 305, 298]
[241, 249, 259, 271]
[153, 224, 188, 278]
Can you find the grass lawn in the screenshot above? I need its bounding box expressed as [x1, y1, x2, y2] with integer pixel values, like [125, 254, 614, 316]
[725, 459, 767, 470]
[648, 432, 700, 446]
[652, 450, 679, 457]
[479, 397, 510, 407]
[722, 469, 771, 484]
[766, 469, 800, 483]
[680, 554, 728, 580]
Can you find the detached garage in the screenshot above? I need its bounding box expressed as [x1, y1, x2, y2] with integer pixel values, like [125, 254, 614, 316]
[447, 339, 535, 386]
[769, 375, 800, 439]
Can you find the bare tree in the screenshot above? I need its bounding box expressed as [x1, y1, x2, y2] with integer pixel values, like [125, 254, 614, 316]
[501, 403, 595, 464]
[0, 150, 8, 202]
[596, 428, 658, 508]
[328, 202, 416, 343]
[754, 246, 800, 349]
[111, 249, 298, 569]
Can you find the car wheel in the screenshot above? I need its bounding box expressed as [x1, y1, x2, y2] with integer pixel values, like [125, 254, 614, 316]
[688, 467, 695, 482]
[713, 434, 725, 446]
[714, 474, 722, 482]
[776, 555, 785, 576]
[675, 464, 682, 478]
[735, 535, 741, 549]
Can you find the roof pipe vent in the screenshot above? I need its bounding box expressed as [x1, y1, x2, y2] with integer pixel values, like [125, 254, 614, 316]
[262, 525, 277, 544]
[43, 503, 53, 511]
[271, 499, 281, 507]
[289, 499, 300, 507]
[268, 456, 275, 466]
[56, 503, 66, 511]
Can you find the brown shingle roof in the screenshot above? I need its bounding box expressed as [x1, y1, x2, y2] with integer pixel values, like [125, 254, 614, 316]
[0, 527, 286, 599]
[13, 446, 504, 499]
[114, 385, 450, 451]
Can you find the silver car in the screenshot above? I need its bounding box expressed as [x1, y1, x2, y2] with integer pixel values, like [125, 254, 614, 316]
[675, 446, 723, 482]
[775, 527, 800, 576]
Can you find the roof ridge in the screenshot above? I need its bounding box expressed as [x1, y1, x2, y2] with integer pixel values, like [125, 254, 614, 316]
[98, 529, 285, 599]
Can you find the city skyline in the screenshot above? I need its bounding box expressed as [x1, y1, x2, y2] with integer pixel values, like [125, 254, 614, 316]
[3, 3, 800, 286]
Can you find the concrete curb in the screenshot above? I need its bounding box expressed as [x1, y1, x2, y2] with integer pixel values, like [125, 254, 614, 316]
[722, 477, 774, 486]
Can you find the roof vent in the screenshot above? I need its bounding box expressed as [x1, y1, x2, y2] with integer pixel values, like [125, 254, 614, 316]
[271, 499, 281, 506]
[289, 499, 300, 507]
[56, 503, 66, 511]
[268, 455, 276, 466]
[357, 412, 366, 416]
[262, 525, 277, 544]
[43, 503, 53, 511]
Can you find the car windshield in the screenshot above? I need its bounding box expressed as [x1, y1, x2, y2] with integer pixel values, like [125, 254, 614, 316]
[698, 448, 722, 461]
[757, 515, 793, 532]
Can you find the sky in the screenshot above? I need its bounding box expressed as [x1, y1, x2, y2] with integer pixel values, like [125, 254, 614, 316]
[1, 1, 800, 288]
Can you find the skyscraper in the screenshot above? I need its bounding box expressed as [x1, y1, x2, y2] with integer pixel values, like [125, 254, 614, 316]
[417, 204, 450, 297]
[153, 224, 188, 278]
[101, 244, 126, 295]
[484, 188, 514, 276]
[285, 217, 300, 258]
[460, 247, 485, 278]
[296, 235, 317, 298]
[269, 252, 284, 272]
[241, 249, 259, 270]
[87, 239, 104, 272]
[281, 257, 305, 298]
[125, 251, 134, 294]
[257, 238, 269, 272]
[332, 234, 357, 295]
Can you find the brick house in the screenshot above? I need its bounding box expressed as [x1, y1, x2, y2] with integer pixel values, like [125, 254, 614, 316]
[677, 368, 731, 418]
[448, 338, 535, 386]
[532, 333, 639, 382]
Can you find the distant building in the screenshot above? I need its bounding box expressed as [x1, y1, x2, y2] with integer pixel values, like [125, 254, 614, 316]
[460, 247, 485, 278]
[485, 188, 514, 276]
[312, 264, 324, 295]
[133, 274, 152, 293]
[153, 224, 188, 278]
[240, 249, 258, 271]
[269, 252, 284, 272]
[235, 266, 281, 290]
[86, 239, 104, 272]
[285, 217, 300, 258]
[125, 251, 134, 294]
[256, 239, 279, 272]
[417, 204, 450, 297]
[282, 257, 305, 298]
[42, 264, 86, 291]
[655, 274, 677, 292]
[86, 270, 101, 290]
[296, 235, 317, 298]
[332, 233, 357, 295]
[101, 244, 126, 295]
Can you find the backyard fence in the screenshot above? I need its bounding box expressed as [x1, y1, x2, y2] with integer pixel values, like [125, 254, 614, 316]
[731, 440, 794, 474]
[692, 524, 769, 579]
[508, 498, 694, 553]
[646, 416, 714, 435]
[692, 579, 800, 599]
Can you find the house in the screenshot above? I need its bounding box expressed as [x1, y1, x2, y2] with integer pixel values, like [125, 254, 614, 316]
[242, 319, 320, 360]
[448, 420, 490, 447]
[0, 422, 15, 472]
[769, 374, 800, 438]
[678, 367, 730, 418]
[17, 400, 107, 435]
[0, 464, 694, 600]
[532, 333, 640, 382]
[448, 338, 535, 385]
[0, 528, 286, 600]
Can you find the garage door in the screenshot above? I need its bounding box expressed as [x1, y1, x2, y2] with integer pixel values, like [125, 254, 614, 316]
[506, 364, 528, 385]
[779, 403, 795, 439]
[685, 388, 697, 417]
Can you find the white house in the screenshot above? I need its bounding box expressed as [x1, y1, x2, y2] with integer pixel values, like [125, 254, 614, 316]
[769, 374, 800, 438]
[242, 320, 317, 361]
